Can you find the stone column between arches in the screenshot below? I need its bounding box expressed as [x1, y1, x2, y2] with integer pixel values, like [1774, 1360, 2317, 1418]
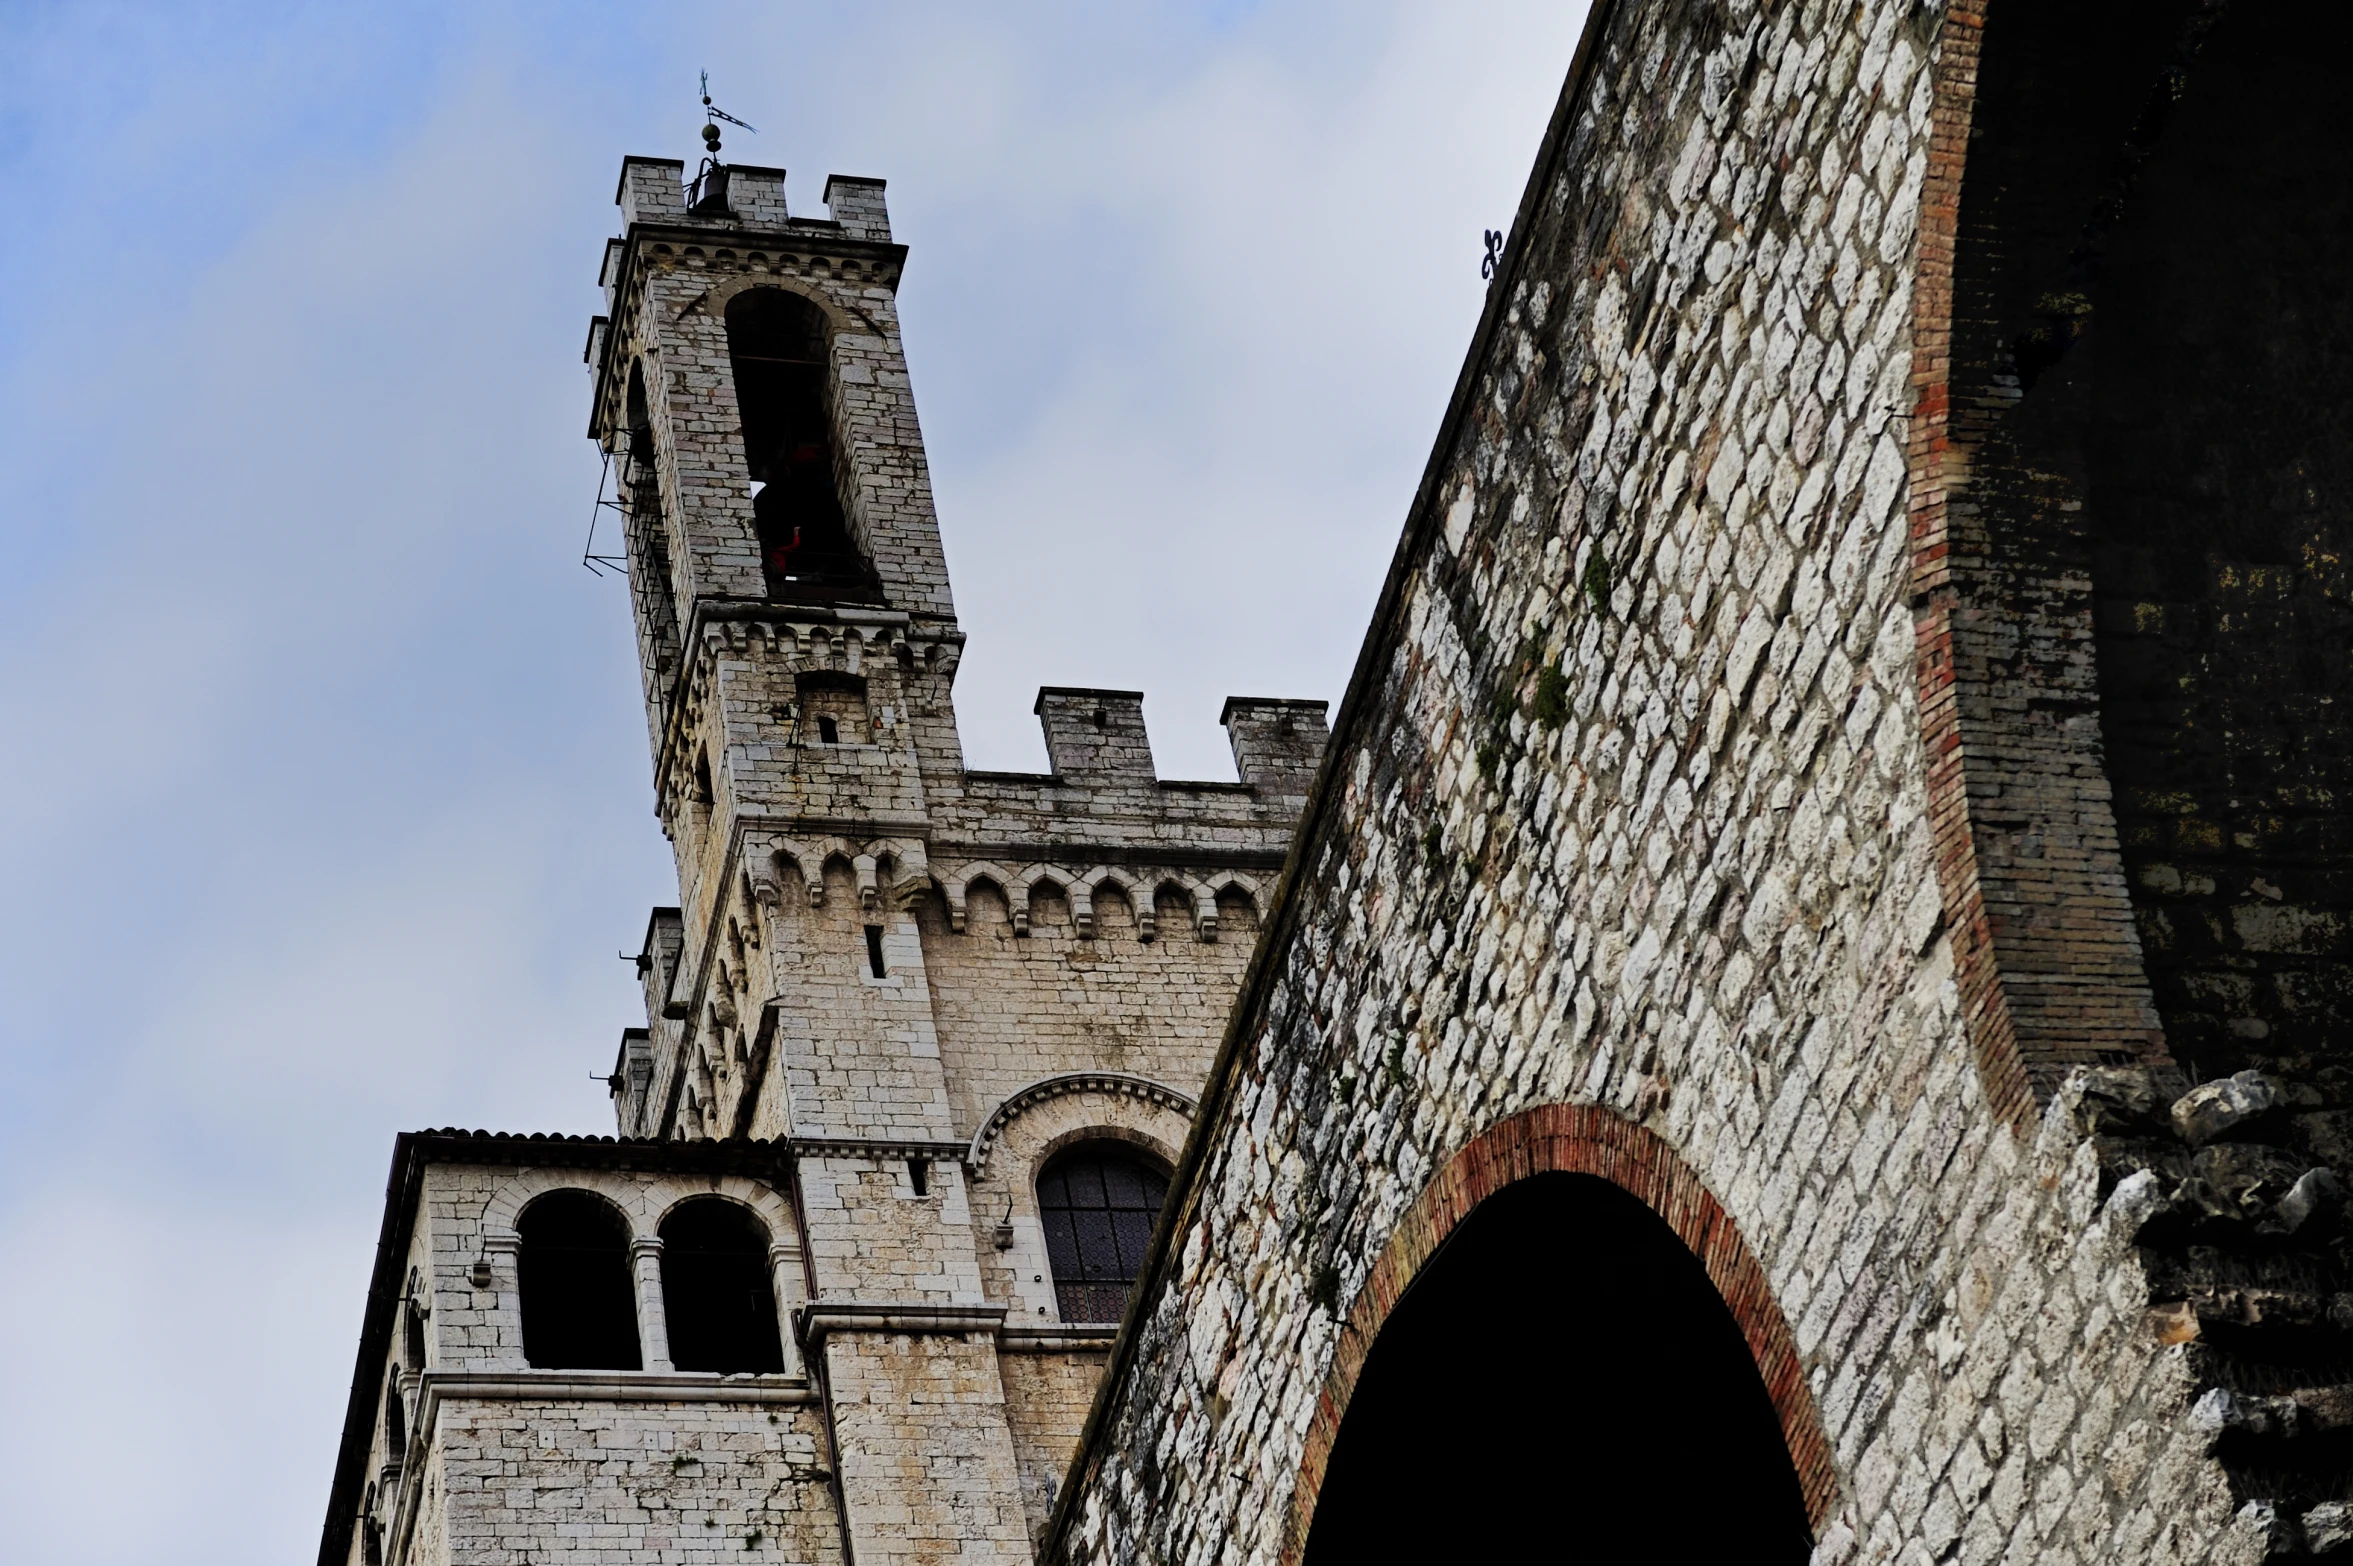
[1284, 1102, 1837, 1562]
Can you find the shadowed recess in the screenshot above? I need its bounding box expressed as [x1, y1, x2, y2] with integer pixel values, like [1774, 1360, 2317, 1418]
[658, 1195, 783, 1373]
[517, 1189, 642, 1371]
[1303, 1171, 1810, 1563]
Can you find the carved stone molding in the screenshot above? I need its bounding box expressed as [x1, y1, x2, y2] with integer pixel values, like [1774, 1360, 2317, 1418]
[967, 1072, 1199, 1175]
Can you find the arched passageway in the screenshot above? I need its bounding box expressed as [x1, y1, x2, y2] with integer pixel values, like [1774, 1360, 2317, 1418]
[1925, 0, 2353, 1098]
[1303, 1172, 1810, 1562]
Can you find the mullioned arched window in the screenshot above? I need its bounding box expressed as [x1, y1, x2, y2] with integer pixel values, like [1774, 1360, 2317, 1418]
[1036, 1144, 1169, 1323]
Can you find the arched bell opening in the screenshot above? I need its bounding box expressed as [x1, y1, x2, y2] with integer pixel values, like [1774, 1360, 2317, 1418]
[1302, 1172, 1810, 1563]
[724, 288, 877, 605]
[516, 1190, 642, 1371]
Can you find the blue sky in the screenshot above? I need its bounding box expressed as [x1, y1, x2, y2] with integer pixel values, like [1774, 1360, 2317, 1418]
[0, 2, 1584, 1558]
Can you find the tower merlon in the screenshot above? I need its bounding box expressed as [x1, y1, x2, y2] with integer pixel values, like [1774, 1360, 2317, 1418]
[722, 163, 790, 225]
[615, 155, 687, 227]
[822, 175, 890, 242]
[1219, 697, 1330, 795]
[1035, 687, 1154, 782]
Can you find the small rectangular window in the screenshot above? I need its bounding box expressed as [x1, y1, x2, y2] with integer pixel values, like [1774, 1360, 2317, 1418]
[907, 1158, 929, 1197]
[864, 925, 888, 978]
[817, 715, 840, 745]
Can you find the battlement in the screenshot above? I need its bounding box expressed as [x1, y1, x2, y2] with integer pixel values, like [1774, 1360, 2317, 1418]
[1218, 697, 1329, 796]
[1015, 688, 1329, 799]
[613, 154, 890, 240]
[1034, 688, 1154, 782]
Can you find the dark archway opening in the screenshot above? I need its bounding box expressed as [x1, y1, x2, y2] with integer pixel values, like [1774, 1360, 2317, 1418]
[724, 288, 877, 605]
[622, 359, 682, 690]
[1037, 1144, 1168, 1324]
[517, 1190, 642, 1371]
[381, 1369, 405, 1456]
[659, 1197, 784, 1374]
[1959, 0, 2353, 1082]
[1303, 1172, 1809, 1564]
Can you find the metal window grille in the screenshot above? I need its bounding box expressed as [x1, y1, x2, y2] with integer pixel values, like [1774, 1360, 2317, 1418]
[1037, 1147, 1169, 1324]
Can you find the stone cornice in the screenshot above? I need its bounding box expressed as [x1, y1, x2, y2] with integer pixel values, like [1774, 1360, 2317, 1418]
[797, 1301, 1009, 1346]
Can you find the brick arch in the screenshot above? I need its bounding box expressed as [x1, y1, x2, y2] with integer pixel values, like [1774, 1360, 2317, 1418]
[1905, 4, 2210, 1125]
[1285, 1103, 1836, 1562]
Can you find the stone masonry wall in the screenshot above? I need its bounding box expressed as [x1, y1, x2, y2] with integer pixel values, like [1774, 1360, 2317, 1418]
[1001, 1349, 1112, 1547]
[1053, 2, 2267, 1562]
[434, 1398, 843, 1565]
[915, 882, 1254, 1137]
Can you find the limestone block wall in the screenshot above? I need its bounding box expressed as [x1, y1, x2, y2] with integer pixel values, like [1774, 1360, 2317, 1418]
[322, 1137, 827, 1566]
[431, 1397, 841, 1566]
[1050, 2, 2262, 1562]
[815, 1329, 1035, 1566]
[916, 884, 1254, 1138]
[1000, 1348, 1114, 1548]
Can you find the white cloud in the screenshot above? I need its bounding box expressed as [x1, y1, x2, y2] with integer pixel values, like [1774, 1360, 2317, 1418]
[0, 2, 1585, 1558]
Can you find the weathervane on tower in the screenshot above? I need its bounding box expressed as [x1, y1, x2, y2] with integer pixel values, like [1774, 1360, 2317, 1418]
[698, 70, 757, 159]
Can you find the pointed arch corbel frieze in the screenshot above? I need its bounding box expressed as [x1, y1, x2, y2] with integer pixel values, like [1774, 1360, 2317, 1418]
[752, 834, 930, 913]
[935, 862, 1012, 933]
[967, 1072, 1199, 1177]
[922, 860, 1265, 942]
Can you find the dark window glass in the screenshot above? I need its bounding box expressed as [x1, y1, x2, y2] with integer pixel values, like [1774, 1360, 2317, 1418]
[517, 1190, 641, 1371]
[660, 1198, 783, 1374]
[1037, 1145, 1169, 1324]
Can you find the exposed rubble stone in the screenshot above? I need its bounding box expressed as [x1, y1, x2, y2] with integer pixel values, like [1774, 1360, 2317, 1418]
[1047, 1, 2353, 1563]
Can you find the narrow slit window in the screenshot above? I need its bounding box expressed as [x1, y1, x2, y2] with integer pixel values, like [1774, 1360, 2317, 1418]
[908, 1158, 929, 1197]
[865, 925, 888, 977]
[382, 1370, 405, 1456]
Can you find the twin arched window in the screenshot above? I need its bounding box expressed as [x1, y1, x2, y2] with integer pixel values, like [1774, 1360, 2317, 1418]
[517, 1190, 783, 1373]
[1037, 1144, 1170, 1324]
[518, 1191, 642, 1371]
[660, 1197, 783, 1373]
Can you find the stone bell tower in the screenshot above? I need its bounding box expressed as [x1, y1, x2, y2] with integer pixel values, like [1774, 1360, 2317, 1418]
[321, 142, 1323, 1566]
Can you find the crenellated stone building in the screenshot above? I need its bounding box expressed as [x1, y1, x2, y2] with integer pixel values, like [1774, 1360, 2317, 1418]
[326, 1, 2353, 1561]
[319, 150, 1324, 1566]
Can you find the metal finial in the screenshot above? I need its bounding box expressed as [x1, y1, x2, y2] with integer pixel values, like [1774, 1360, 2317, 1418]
[697, 69, 760, 154]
